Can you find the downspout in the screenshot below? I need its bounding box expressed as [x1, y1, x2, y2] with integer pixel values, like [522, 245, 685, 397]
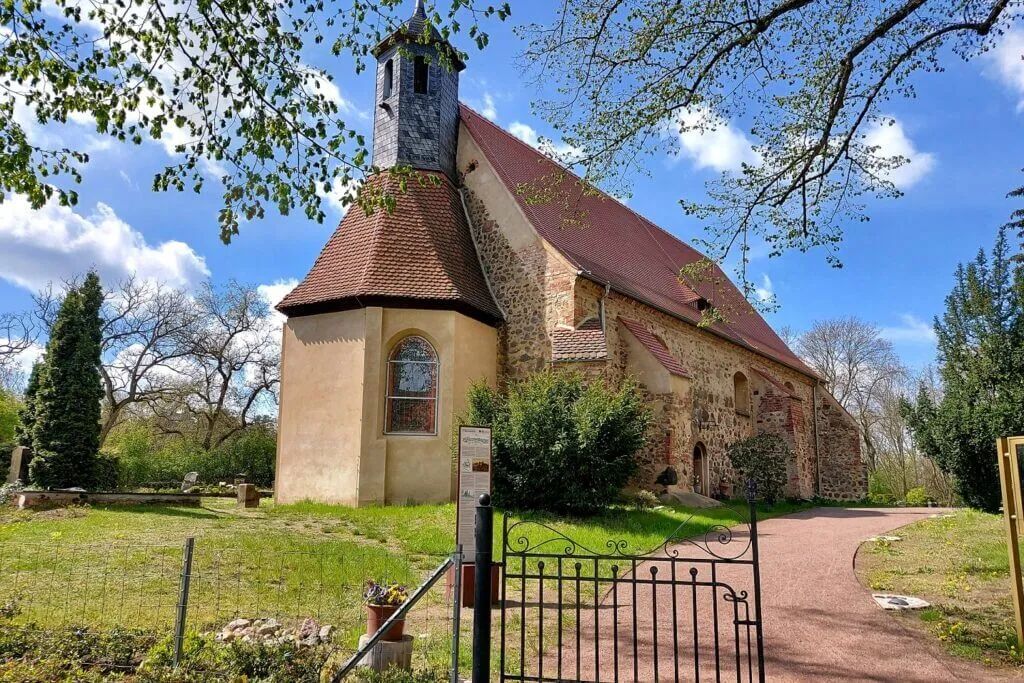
[812, 381, 822, 497]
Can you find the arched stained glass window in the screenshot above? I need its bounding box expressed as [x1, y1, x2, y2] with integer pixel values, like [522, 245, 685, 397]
[386, 336, 438, 434]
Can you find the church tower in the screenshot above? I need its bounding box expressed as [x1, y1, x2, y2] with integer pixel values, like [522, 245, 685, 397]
[274, 0, 499, 508]
[370, 0, 464, 180]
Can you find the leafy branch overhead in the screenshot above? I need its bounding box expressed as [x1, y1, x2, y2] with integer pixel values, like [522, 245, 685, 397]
[0, 0, 509, 242]
[520, 0, 1017, 285]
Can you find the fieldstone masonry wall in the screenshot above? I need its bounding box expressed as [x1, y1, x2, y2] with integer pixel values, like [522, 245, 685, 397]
[459, 144, 867, 502]
[817, 391, 869, 500]
[460, 184, 575, 385]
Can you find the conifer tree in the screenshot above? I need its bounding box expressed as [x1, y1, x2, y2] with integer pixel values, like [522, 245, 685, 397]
[904, 228, 1024, 512]
[28, 273, 104, 488]
[14, 361, 42, 448]
[1008, 172, 1024, 262]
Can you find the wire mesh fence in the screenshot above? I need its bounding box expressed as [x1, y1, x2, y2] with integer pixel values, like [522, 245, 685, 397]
[0, 537, 462, 679]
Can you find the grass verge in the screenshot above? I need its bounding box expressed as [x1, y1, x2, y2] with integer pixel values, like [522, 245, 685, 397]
[855, 508, 1024, 669]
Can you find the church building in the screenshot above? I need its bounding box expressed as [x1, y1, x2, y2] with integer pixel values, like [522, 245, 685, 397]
[273, 1, 867, 506]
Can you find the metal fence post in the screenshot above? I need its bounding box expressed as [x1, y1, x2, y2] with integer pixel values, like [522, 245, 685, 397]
[746, 479, 766, 683]
[451, 544, 463, 683]
[173, 537, 195, 667]
[472, 494, 493, 683]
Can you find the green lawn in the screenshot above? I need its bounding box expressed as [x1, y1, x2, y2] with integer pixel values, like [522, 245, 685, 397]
[855, 509, 1024, 669]
[0, 496, 811, 674]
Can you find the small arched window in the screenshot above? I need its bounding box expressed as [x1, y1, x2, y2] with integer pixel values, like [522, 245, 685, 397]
[386, 336, 438, 434]
[733, 371, 750, 415]
[784, 381, 795, 393]
[413, 55, 428, 94]
[383, 59, 394, 99]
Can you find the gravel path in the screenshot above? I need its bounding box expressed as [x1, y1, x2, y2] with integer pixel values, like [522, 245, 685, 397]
[532, 507, 1016, 682]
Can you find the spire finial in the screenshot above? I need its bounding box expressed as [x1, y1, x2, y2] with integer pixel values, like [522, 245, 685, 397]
[413, 0, 426, 18]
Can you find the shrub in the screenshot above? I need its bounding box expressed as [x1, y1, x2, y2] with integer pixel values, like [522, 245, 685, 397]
[102, 422, 277, 489]
[633, 489, 660, 510]
[904, 486, 930, 506]
[462, 371, 651, 516]
[726, 434, 790, 504]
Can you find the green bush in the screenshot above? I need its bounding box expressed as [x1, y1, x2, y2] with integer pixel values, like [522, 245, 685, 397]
[620, 489, 660, 510]
[726, 434, 790, 504]
[904, 486, 930, 506]
[462, 371, 651, 516]
[103, 422, 277, 489]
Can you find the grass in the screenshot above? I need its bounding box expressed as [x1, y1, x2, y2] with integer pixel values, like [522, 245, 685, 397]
[855, 508, 1024, 669]
[0, 495, 814, 675]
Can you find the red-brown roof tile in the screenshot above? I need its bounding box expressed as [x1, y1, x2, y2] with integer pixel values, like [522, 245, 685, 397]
[751, 366, 800, 398]
[551, 318, 608, 362]
[618, 317, 690, 378]
[278, 173, 500, 323]
[460, 105, 817, 378]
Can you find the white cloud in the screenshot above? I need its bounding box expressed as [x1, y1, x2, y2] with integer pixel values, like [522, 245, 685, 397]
[0, 195, 209, 292]
[986, 29, 1024, 111]
[118, 170, 137, 189]
[508, 121, 583, 162]
[325, 176, 363, 214]
[880, 314, 937, 345]
[479, 93, 498, 121]
[754, 274, 774, 303]
[670, 107, 759, 173]
[258, 279, 298, 329]
[862, 118, 936, 188]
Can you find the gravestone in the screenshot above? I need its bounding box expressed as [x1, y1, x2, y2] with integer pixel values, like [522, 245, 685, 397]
[7, 446, 30, 484]
[181, 471, 199, 493]
[237, 483, 259, 508]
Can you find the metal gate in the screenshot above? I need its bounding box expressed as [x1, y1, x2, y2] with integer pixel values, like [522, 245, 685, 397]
[499, 490, 765, 682]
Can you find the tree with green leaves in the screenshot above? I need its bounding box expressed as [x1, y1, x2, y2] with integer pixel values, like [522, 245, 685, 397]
[903, 227, 1024, 512]
[28, 272, 104, 489]
[1, 0, 509, 242]
[521, 1, 1020, 293]
[462, 371, 651, 515]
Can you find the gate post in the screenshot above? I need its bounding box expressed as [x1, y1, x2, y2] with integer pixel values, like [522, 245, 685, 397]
[746, 479, 766, 682]
[472, 494, 493, 683]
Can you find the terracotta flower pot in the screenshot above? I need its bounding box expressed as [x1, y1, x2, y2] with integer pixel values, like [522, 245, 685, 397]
[366, 604, 406, 642]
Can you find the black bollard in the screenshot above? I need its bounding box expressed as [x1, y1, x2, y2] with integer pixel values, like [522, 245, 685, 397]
[472, 493, 493, 683]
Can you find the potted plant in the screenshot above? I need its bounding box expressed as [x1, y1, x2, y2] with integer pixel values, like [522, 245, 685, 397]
[692, 473, 702, 495]
[363, 580, 409, 641]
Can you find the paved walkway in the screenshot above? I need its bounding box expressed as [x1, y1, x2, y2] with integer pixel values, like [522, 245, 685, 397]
[546, 507, 1016, 682]
[752, 507, 1014, 682]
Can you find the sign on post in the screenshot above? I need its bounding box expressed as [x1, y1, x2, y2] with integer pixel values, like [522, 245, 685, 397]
[997, 437, 1024, 649]
[456, 426, 492, 560]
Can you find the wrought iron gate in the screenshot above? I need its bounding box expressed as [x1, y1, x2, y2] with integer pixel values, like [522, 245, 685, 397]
[499, 493, 765, 682]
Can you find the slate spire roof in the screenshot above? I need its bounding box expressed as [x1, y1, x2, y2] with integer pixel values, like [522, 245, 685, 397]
[372, 0, 464, 69]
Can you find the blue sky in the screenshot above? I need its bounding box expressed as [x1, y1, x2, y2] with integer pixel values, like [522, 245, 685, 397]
[2, 4, 1024, 374]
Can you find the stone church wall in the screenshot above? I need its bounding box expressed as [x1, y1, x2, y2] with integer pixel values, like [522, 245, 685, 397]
[456, 125, 866, 501]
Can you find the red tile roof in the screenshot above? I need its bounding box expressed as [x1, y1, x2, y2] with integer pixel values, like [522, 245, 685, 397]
[278, 173, 500, 323]
[460, 105, 817, 378]
[551, 318, 608, 362]
[750, 366, 802, 399]
[618, 317, 690, 378]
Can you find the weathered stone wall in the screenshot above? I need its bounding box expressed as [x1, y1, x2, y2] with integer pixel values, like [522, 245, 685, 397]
[458, 133, 577, 385]
[457, 125, 866, 501]
[573, 278, 865, 500]
[817, 390, 868, 500]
